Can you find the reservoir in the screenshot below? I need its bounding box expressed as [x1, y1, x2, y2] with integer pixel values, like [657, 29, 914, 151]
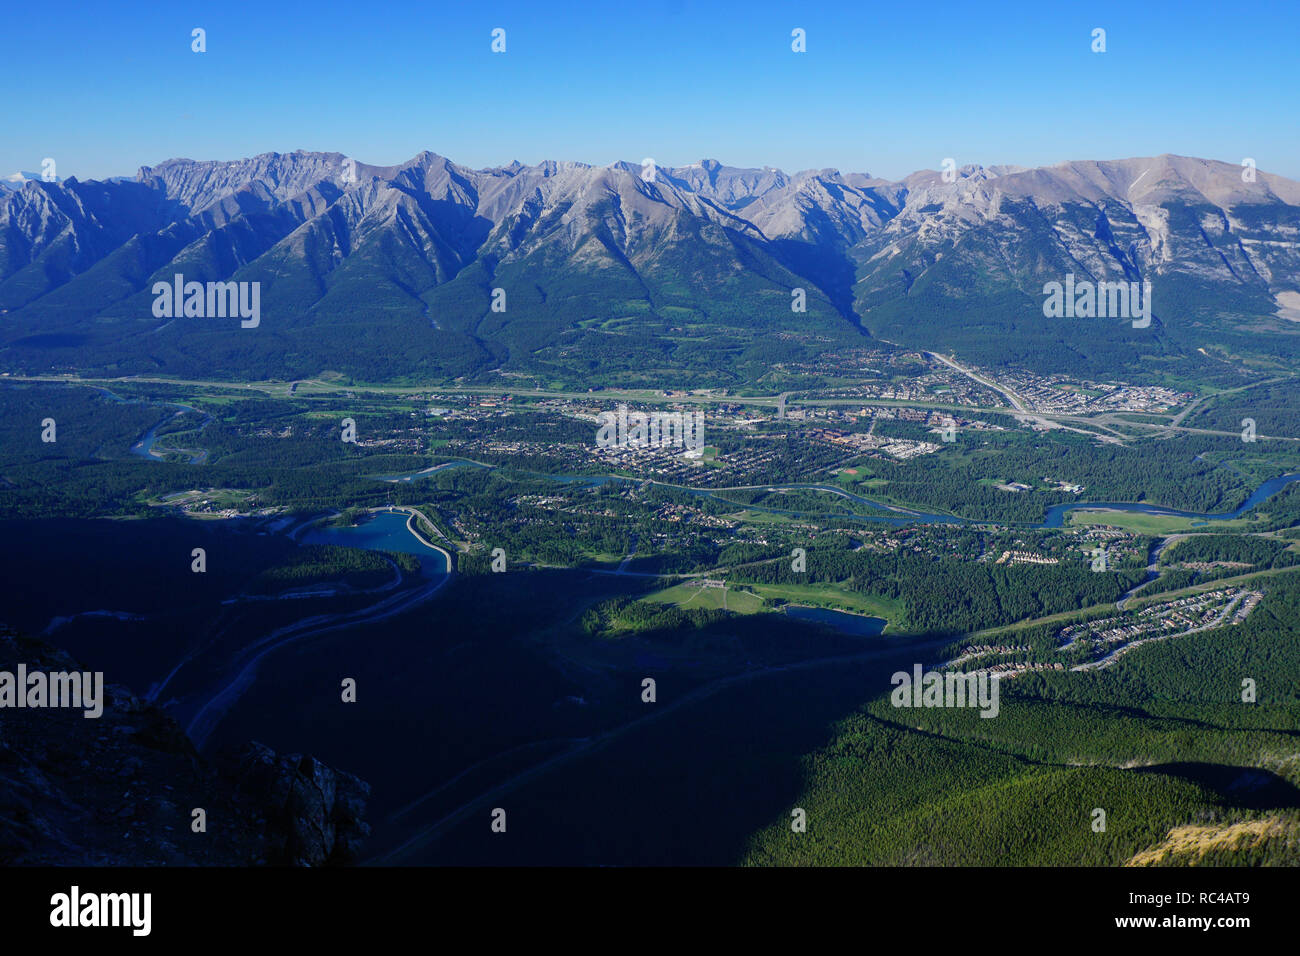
[784, 605, 888, 636]
[301, 511, 450, 577]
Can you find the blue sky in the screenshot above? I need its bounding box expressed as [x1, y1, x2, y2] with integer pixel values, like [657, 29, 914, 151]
[5, 0, 1298, 182]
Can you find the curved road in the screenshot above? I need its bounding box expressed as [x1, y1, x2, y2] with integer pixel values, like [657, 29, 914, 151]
[182, 510, 456, 749]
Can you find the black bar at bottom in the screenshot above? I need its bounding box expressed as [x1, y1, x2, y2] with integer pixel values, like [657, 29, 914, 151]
[0, 865, 1278, 942]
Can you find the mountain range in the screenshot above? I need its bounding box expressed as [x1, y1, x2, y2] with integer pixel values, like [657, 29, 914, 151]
[2, 150, 1297, 386]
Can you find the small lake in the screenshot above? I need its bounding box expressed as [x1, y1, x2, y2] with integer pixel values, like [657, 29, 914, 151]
[301, 511, 450, 577]
[784, 605, 888, 636]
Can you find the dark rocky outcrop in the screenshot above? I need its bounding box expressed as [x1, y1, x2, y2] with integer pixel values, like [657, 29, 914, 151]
[220, 742, 371, 866]
[0, 628, 370, 866]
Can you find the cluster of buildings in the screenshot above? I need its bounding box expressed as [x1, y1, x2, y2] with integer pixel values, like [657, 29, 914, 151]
[992, 477, 1084, 494]
[939, 588, 1264, 683]
[1058, 588, 1260, 655]
[993, 550, 1059, 566]
[967, 660, 1067, 680]
[805, 426, 941, 461]
[783, 349, 1004, 406]
[995, 372, 1191, 415]
[944, 644, 1031, 667]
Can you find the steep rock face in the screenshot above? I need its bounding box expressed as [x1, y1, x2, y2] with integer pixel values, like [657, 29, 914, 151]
[855, 155, 1300, 299]
[0, 628, 370, 866]
[137, 150, 356, 219]
[846, 156, 1300, 374]
[224, 743, 371, 867]
[6, 151, 1297, 309]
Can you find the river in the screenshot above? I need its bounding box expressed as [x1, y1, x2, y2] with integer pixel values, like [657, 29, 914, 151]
[96, 386, 214, 464]
[445, 470, 1300, 531]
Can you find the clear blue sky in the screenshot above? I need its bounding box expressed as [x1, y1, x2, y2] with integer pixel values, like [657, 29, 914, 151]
[5, 0, 1298, 182]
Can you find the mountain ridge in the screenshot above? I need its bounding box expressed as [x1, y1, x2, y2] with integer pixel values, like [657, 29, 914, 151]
[2, 150, 1296, 385]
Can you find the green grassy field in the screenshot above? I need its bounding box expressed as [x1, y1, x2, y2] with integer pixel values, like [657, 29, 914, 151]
[1066, 509, 1265, 535]
[750, 581, 902, 623]
[643, 581, 766, 614]
[643, 578, 900, 624]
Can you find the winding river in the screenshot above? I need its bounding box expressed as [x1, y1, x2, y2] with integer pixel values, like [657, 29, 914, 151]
[97, 387, 214, 464]
[1038, 471, 1300, 528]
[465, 470, 1300, 531]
